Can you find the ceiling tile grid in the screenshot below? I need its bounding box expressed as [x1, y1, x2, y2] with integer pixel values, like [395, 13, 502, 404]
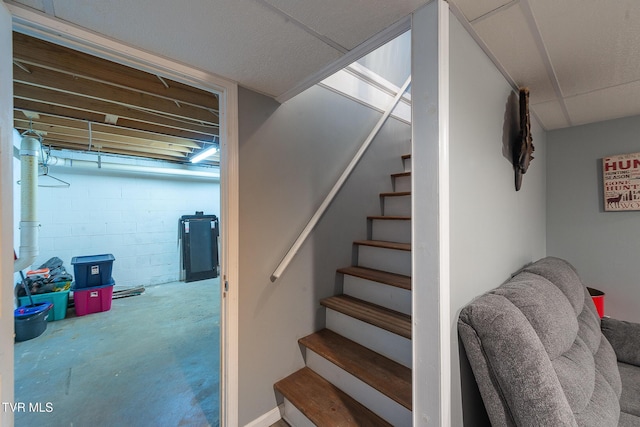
[262, 0, 427, 51]
[452, 0, 514, 22]
[564, 80, 640, 127]
[9, 0, 42, 10]
[9, 0, 640, 131]
[471, 2, 558, 105]
[46, 0, 344, 97]
[530, 99, 571, 130]
[529, 0, 640, 98]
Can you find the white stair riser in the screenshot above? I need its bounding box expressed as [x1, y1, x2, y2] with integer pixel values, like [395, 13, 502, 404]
[357, 245, 411, 276]
[393, 175, 411, 192]
[403, 157, 411, 173]
[343, 275, 411, 315]
[282, 397, 315, 427]
[306, 350, 412, 427]
[383, 195, 411, 216]
[371, 219, 411, 244]
[326, 309, 411, 368]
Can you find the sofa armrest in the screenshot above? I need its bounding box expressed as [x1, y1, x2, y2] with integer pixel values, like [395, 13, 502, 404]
[601, 317, 640, 367]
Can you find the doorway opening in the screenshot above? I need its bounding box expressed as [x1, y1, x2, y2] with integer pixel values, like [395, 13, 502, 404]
[7, 21, 237, 426]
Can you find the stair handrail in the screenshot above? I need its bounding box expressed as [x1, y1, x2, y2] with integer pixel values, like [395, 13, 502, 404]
[270, 75, 412, 282]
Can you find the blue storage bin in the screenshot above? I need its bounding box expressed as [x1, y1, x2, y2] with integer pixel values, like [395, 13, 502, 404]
[15, 302, 52, 342]
[71, 254, 115, 289]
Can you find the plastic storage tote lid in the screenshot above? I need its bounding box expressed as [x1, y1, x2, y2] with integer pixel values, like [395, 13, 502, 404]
[14, 302, 53, 319]
[71, 279, 115, 291]
[71, 254, 115, 264]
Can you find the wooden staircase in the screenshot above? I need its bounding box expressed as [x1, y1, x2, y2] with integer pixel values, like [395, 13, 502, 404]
[274, 154, 412, 426]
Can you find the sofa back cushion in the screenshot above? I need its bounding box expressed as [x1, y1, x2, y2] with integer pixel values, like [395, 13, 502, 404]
[458, 257, 622, 426]
[601, 317, 640, 366]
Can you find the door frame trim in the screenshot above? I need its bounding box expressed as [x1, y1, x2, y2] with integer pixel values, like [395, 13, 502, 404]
[5, 4, 240, 426]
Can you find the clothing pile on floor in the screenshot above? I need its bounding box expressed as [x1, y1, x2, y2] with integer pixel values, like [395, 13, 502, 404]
[16, 257, 73, 297]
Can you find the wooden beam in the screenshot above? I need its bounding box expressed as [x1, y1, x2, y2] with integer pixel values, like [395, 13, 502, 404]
[16, 130, 193, 159]
[43, 139, 188, 162]
[12, 33, 222, 164]
[13, 32, 219, 111]
[15, 101, 105, 124]
[14, 88, 219, 138]
[35, 134, 191, 158]
[14, 64, 218, 124]
[115, 117, 217, 141]
[14, 131, 196, 160]
[14, 114, 201, 149]
[14, 116, 200, 152]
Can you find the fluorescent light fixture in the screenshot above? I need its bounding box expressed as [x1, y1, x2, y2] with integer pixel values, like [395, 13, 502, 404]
[190, 145, 219, 163]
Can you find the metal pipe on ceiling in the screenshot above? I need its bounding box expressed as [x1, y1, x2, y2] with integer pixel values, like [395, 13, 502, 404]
[46, 155, 220, 179]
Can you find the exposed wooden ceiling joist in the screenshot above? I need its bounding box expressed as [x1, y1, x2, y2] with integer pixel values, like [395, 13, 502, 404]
[40, 136, 191, 159]
[13, 32, 219, 111]
[14, 118, 196, 158]
[12, 32, 220, 164]
[14, 93, 219, 139]
[13, 65, 217, 124]
[15, 114, 202, 148]
[43, 139, 188, 162]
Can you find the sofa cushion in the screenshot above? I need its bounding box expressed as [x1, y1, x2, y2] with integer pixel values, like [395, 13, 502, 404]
[619, 362, 640, 417]
[492, 272, 578, 359]
[458, 257, 622, 427]
[573, 370, 621, 426]
[602, 318, 640, 366]
[458, 293, 576, 426]
[619, 411, 640, 427]
[578, 288, 606, 355]
[521, 257, 586, 316]
[551, 337, 596, 411]
[595, 335, 623, 399]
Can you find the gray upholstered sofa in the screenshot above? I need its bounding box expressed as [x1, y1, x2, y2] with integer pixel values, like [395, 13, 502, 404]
[458, 257, 640, 426]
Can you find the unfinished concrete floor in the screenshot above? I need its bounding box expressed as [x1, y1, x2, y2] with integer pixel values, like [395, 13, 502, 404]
[14, 278, 220, 427]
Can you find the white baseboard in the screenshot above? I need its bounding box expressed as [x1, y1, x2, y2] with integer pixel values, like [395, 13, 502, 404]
[244, 405, 283, 427]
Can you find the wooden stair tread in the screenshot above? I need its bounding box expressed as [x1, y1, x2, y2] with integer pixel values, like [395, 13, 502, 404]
[321, 295, 412, 339]
[367, 215, 411, 221]
[391, 171, 411, 178]
[274, 367, 392, 426]
[354, 240, 411, 251]
[300, 329, 412, 410]
[380, 191, 411, 197]
[338, 266, 411, 290]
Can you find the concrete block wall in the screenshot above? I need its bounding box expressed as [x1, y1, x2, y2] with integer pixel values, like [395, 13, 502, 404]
[15, 153, 219, 290]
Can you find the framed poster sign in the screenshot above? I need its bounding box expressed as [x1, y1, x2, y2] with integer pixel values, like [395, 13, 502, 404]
[603, 152, 640, 211]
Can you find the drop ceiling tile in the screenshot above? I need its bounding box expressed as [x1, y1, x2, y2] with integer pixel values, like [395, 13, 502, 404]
[472, 2, 557, 104]
[531, 99, 570, 130]
[262, 0, 427, 50]
[49, 0, 343, 97]
[564, 81, 640, 127]
[530, 0, 640, 97]
[450, 0, 514, 22]
[11, 0, 47, 12]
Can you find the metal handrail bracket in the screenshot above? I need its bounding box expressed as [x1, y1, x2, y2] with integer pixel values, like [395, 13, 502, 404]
[270, 76, 412, 282]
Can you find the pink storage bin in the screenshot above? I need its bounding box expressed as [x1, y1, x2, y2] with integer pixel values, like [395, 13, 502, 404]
[74, 282, 114, 316]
